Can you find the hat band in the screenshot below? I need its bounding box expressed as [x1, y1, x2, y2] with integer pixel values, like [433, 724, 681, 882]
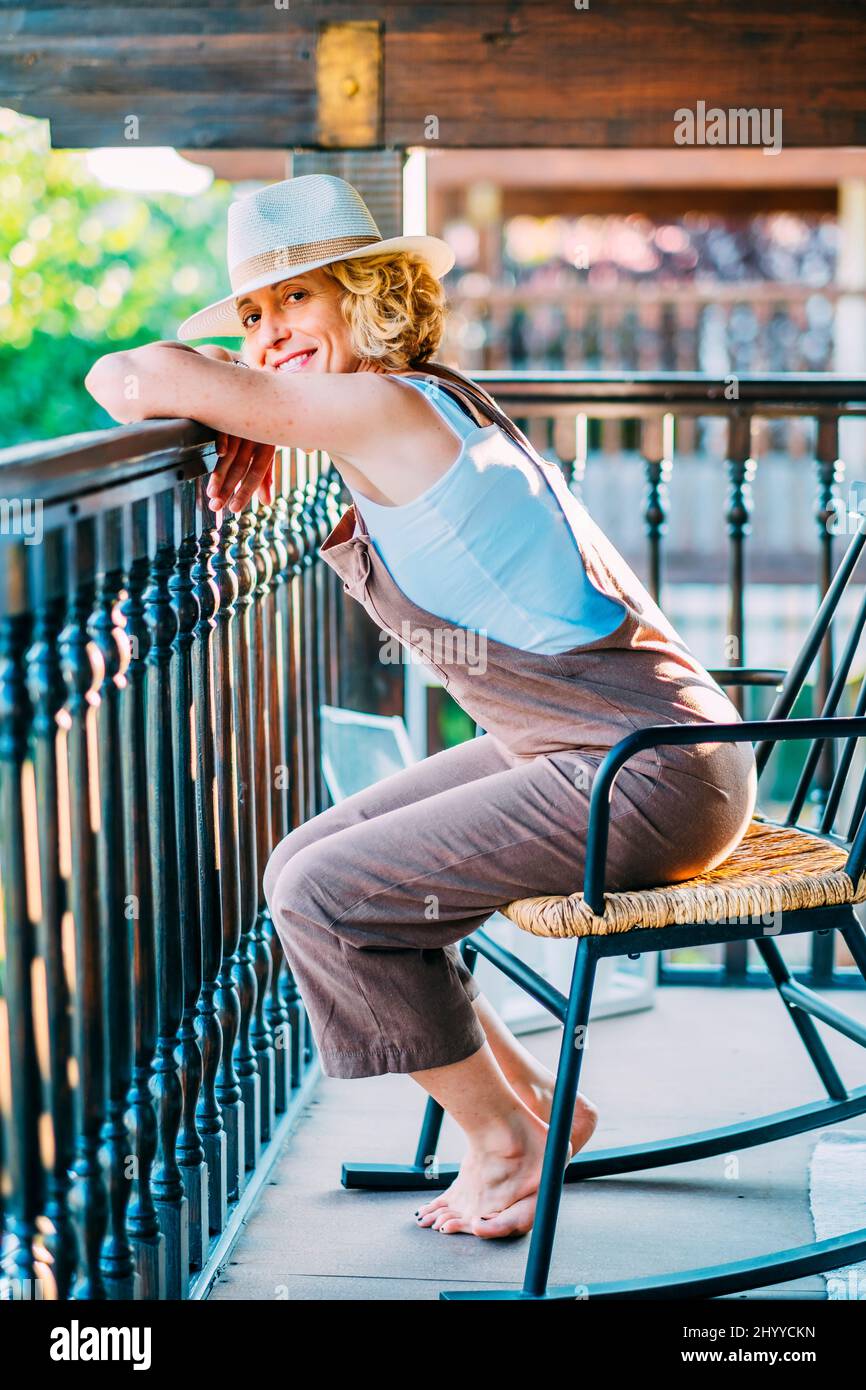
[229, 235, 381, 292]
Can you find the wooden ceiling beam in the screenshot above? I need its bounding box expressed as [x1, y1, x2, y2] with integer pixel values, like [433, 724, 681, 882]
[1, 2, 864, 150]
[499, 187, 838, 217]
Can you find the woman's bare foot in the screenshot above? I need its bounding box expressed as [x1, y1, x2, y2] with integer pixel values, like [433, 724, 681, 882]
[466, 994, 599, 1159]
[407, 1018, 598, 1242]
[511, 1074, 599, 1157]
[414, 1106, 572, 1238]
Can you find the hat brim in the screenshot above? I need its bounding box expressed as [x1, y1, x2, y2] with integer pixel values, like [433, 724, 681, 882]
[177, 234, 456, 341]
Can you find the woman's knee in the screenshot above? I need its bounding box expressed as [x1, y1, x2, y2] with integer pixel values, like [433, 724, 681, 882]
[265, 835, 336, 926]
[263, 817, 330, 910]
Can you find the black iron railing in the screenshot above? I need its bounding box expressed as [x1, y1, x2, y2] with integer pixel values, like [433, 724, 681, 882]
[0, 421, 342, 1299]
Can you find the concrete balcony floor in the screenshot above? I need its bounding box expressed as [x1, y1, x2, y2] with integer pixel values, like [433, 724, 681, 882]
[207, 984, 866, 1301]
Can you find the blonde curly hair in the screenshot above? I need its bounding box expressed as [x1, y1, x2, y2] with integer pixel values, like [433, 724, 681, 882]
[320, 251, 448, 369]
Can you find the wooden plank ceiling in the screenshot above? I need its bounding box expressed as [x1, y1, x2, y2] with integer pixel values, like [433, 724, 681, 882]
[0, 1, 864, 150]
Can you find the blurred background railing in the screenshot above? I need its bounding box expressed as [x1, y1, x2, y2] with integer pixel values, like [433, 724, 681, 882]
[447, 283, 839, 381]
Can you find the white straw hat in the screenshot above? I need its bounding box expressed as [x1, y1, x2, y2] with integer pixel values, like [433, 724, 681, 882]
[177, 173, 455, 341]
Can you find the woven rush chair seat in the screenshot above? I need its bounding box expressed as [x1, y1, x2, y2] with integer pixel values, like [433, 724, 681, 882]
[501, 818, 866, 939]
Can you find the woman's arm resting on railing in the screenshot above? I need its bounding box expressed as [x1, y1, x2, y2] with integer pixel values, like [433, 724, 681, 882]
[83, 342, 266, 509]
[84, 340, 278, 509]
[84, 341, 243, 425]
[84, 341, 452, 511]
[84, 340, 384, 457]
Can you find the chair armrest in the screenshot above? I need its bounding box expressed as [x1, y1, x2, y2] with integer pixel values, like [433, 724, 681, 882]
[583, 716, 866, 915]
[706, 667, 786, 687]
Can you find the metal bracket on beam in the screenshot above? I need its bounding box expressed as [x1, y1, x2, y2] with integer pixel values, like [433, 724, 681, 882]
[316, 21, 383, 148]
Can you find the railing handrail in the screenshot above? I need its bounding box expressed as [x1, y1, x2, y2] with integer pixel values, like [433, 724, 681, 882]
[471, 370, 866, 415]
[452, 282, 853, 307]
[0, 419, 214, 505]
[5, 371, 866, 501]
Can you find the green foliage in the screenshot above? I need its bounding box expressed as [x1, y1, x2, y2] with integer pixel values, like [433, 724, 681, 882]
[0, 109, 235, 445]
[440, 694, 477, 749]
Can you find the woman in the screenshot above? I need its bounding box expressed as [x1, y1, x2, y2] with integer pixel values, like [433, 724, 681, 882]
[86, 173, 757, 1241]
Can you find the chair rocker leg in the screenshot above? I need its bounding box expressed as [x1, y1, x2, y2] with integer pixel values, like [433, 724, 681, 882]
[440, 931, 866, 1301]
[439, 1223, 866, 1300]
[841, 916, 866, 985]
[519, 937, 597, 1298]
[340, 1095, 457, 1193]
[755, 935, 848, 1100]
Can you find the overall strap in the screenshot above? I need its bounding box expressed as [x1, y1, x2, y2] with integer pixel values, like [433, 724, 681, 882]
[390, 362, 541, 466]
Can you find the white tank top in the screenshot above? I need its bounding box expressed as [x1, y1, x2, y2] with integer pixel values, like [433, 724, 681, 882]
[346, 374, 626, 654]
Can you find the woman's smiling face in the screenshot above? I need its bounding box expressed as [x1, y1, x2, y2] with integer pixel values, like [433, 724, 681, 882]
[236, 268, 358, 373]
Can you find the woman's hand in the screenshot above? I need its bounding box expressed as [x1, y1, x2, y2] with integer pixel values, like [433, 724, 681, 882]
[83, 342, 398, 475]
[207, 434, 276, 512]
[196, 349, 275, 510]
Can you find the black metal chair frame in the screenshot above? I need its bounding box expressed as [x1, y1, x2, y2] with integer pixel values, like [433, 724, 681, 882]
[341, 523, 866, 1300]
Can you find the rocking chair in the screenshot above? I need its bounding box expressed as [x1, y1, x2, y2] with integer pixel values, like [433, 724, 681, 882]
[341, 522, 866, 1301]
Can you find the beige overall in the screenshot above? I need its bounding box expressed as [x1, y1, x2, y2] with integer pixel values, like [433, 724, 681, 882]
[263, 364, 757, 1078]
